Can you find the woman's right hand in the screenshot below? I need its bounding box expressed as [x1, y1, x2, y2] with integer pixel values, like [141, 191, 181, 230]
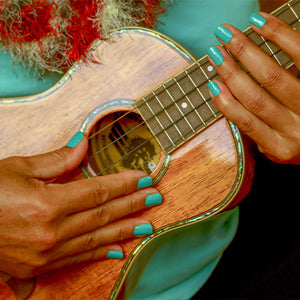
[0, 132, 162, 279]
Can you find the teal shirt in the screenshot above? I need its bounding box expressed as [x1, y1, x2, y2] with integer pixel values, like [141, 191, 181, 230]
[0, 0, 259, 299]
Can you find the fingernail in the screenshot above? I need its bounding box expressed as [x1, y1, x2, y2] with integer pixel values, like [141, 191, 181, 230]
[107, 251, 124, 259]
[249, 12, 266, 28]
[134, 224, 153, 236]
[137, 176, 153, 189]
[207, 46, 224, 66]
[208, 81, 221, 97]
[145, 193, 162, 207]
[66, 131, 84, 148]
[215, 25, 233, 43]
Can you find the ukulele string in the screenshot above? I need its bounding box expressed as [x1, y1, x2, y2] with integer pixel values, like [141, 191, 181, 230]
[86, 90, 214, 162]
[94, 132, 159, 176]
[86, 101, 216, 176]
[95, 147, 162, 176]
[88, 119, 145, 160]
[88, 108, 135, 140]
[85, 68, 220, 175]
[86, 66, 213, 147]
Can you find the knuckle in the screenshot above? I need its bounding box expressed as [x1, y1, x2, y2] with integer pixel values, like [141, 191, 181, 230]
[238, 116, 254, 135]
[83, 232, 98, 251]
[232, 39, 247, 58]
[260, 66, 282, 88]
[116, 171, 131, 193]
[26, 194, 57, 224]
[96, 206, 109, 227]
[48, 150, 67, 173]
[116, 226, 129, 241]
[266, 18, 282, 41]
[275, 146, 297, 162]
[29, 253, 49, 269]
[92, 180, 109, 205]
[244, 92, 266, 114]
[129, 192, 141, 211]
[32, 228, 58, 251]
[221, 64, 240, 83]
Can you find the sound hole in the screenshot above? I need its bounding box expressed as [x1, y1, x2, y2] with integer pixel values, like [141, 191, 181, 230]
[82, 111, 161, 176]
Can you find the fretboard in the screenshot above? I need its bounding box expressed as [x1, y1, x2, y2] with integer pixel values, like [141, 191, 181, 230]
[135, 0, 300, 154]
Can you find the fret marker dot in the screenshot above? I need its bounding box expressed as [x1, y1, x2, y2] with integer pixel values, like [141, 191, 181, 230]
[207, 65, 214, 72]
[181, 102, 188, 109]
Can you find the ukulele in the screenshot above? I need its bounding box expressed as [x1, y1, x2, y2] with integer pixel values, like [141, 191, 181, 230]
[0, 0, 299, 299]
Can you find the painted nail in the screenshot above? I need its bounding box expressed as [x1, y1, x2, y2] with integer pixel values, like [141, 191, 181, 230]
[207, 46, 224, 66]
[215, 25, 233, 44]
[145, 193, 163, 207]
[66, 131, 84, 148]
[107, 251, 124, 259]
[137, 176, 153, 189]
[208, 81, 221, 97]
[134, 224, 153, 236]
[249, 13, 266, 28]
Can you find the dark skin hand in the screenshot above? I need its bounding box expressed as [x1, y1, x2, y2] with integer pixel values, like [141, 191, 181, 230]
[0, 136, 161, 279]
[208, 12, 300, 164]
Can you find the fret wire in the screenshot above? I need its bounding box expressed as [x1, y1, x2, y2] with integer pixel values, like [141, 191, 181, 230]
[93, 100, 223, 175]
[196, 61, 220, 117]
[260, 36, 282, 65]
[196, 61, 210, 81]
[162, 83, 196, 133]
[173, 76, 204, 128]
[139, 74, 218, 127]
[184, 69, 217, 118]
[88, 98, 220, 166]
[288, 2, 300, 20]
[152, 90, 186, 140]
[142, 97, 176, 147]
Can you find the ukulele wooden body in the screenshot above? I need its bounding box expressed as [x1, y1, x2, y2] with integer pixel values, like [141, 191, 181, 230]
[0, 28, 254, 299]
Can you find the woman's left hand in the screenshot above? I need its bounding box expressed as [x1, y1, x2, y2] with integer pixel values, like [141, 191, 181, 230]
[207, 12, 300, 164]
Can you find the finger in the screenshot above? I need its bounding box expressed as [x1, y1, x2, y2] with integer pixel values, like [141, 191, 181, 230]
[208, 79, 279, 154]
[60, 188, 162, 240]
[214, 23, 300, 114]
[23, 131, 88, 179]
[51, 219, 153, 260]
[249, 12, 300, 69]
[207, 45, 291, 130]
[49, 170, 153, 215]
[42, 244, 124, 274]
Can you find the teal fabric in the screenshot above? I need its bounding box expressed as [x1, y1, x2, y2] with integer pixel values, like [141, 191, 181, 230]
[0, 0, 259, 299]
[0, 51, 61, 97]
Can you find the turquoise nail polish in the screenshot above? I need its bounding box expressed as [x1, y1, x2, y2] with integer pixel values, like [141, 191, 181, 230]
[145, 193, 163, 207]
[207, 46, 224, 66]
[107, 251, 124, 259]
[137, 176, 153, 189]
[215, 25, 233, 44]
[134, 224, 153, 236]
[208, 81, 221, 97]
[249, 13, 266, 28]
[66, 131, 84, 148]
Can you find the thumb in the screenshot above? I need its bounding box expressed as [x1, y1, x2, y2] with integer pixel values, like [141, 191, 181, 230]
[27, 131, 88, 179]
